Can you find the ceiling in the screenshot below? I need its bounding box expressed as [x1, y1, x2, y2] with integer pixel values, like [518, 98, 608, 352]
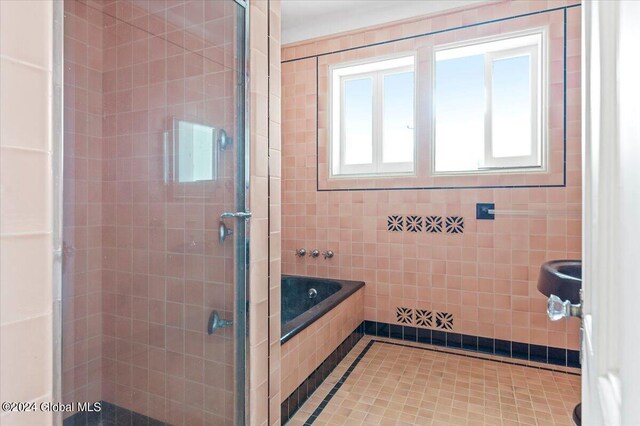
[281, 0, 488, 45]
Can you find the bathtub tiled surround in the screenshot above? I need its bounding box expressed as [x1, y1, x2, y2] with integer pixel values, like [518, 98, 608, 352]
[281, 325, 363, 423]
[0, 1, 56, 425]
[282, 1, 582, 353]
[281, 287, 364, 403]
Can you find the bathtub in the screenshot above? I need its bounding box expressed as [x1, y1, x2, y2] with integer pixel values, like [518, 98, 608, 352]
[280, 275, 364, 343]
[280, 275, 365, 414]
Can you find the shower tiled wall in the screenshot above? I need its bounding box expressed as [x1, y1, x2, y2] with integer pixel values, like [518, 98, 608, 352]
[282, 1, 582, 350]
[62, 0, 252, 424]
[62, 0, 105, 409]
[99, 1, 238, 424]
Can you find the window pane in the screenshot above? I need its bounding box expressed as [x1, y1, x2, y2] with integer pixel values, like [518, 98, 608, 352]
[383, 71, 414, 164]
[434, 54, 485, 172]
[343, 77, 373, 165]
[492, 54, 532, 158]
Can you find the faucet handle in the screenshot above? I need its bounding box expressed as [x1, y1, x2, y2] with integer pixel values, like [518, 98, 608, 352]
[322, 250, 334, 259]
[295, 248, 306, 257]
[547, 294, 582, 320]
[309, 249, 320, 258]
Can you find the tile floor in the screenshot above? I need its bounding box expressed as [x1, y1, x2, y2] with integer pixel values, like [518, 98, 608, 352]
[287, 336, 580, 426]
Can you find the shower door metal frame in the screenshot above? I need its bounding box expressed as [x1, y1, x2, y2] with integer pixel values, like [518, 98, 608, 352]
[52, 0, 64, 425]
[234, 0, 250, 424]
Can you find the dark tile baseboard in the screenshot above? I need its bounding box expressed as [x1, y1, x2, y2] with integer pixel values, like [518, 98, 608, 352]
[281, 324, 364, 424]
[63, 401, 167, 426]
[363, 320, 580, 368]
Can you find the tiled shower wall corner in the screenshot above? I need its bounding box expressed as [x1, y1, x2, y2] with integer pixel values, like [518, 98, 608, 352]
[280, 288, 364, 402]
[248, 1, 282, 425]
[282, 1, 582, 351]
[267, 0, 283, 425]
[62, 0, 105, 409]
[0, 1, 55, 425]
[249, 0, 267, 425]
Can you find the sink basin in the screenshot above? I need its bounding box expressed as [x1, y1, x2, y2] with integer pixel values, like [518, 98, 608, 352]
[537, 260, 582, 304]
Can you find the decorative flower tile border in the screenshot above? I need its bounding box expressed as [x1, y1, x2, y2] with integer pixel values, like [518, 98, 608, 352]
[386, 215, 404, 232]
[387, 215, 464, 234]
[396, 307, 454, 331]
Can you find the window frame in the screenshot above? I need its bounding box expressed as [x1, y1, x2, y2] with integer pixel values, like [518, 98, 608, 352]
[329, 53, 417, 178]
[431, 28, 548, 176]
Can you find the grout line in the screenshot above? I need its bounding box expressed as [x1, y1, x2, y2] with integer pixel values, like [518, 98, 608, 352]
[0, 54, 52, 72]
[315, 56, 319, 193]
[0, 145, 52, 155]
[0, 231, 53, 238]
[0, 311, 54, 328]
[563, 7, 568, 188]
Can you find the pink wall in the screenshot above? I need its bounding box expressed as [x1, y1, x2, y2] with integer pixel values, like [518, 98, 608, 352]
[282, 1, 582, 350]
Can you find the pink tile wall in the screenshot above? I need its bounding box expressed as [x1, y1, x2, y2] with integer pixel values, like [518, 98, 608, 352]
[99, 1, 239, 424]
[282, 2, 582, 350]
[63, 0, 246, 424]
[62, 0, 105, 411]
[280, 288, 364, 401]
[267, 1, 283, 425]
[247, 1, 282, 424]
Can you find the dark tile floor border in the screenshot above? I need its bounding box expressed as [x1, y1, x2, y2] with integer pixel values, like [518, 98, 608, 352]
[300, 339, 579, 425]
[364, 320, 581, 368]
[62, 401, 167, 426]
[280, 323, 365, 424]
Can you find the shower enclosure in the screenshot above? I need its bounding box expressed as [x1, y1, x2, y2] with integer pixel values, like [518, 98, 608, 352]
[61, 0, 248, 424]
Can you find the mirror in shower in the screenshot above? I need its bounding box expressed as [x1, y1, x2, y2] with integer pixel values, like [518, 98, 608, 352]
[170, 118, 219, 183]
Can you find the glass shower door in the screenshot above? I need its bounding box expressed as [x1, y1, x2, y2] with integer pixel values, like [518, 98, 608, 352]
[61, 1, 248, 424]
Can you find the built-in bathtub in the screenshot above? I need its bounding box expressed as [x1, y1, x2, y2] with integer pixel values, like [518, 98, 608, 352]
[281, 275, 364, 343]
[280, 275, 365, 421]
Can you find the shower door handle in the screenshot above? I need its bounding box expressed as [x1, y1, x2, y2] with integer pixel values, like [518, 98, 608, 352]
[220, 211, 252, 220]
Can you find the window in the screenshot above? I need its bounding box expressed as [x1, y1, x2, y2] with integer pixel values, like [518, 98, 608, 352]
[330, 55, 415, 177]
[433, 30, 545, 173]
